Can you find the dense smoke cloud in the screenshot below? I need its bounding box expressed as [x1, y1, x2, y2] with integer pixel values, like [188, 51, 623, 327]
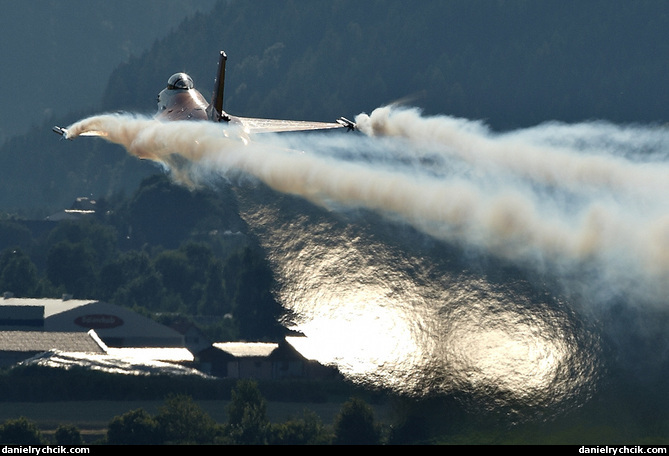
[63, 107, 669, 306]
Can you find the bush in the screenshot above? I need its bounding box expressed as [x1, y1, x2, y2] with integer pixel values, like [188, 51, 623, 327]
[333, 397, 381, 445]
[107, 408, 161, 445]
[0, 417, 45, 445]
[225, 379, 270, 445]
[54, 424, 83, 445]
[156, 394, 220, 444]
[269, 410, 332, 445]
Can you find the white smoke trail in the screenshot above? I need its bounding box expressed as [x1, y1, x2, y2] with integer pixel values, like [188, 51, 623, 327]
[64, 108, 669, 305]
[356, 106, 669, 202]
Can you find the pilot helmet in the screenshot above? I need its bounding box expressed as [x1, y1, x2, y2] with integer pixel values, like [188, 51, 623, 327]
[167, 73, 194, 90]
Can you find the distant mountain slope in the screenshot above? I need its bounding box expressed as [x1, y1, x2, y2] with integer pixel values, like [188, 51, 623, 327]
[1, 0, 668, 215]
[104, 0, 669, 129]
[0, 0, 217, 145]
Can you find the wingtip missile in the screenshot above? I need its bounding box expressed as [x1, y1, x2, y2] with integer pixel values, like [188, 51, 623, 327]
[52, 126, 69, 139]
[337, 117, 356, 131]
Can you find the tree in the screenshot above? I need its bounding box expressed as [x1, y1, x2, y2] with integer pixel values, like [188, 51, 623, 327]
[155, 394, 219, 444]
[45, 219, 117, 267]
[198, 259, 229, 316]
[0, 417, 45, 445]
[0, 221, 32, 253]
[99, 249, 170, 310]
[54, 424, 83, 445]
[154, 249, 194, 302]
[107, 408, 161, 445]
[269, 410, 332, 445]
[122, 175, 239, 250]
[46, 241, 97, 298]
[230, 247, 284, 340]
[225, 379, 270, 445]
[99, 250, 154, 299]
[333, 397, 381, 445]
[0, 247, 39, 297]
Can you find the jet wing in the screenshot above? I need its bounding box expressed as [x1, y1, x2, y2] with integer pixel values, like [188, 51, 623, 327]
[237, 117, 355, 134]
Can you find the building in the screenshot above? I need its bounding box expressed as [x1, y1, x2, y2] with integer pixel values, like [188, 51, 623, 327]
[196, 338, 338, 380]
[0, 329, 105, 367]
[167, 320, 212, 354]
[20, 346, 206, 377]
[0, 296, 184, 347]
[0, 297, 337, 380]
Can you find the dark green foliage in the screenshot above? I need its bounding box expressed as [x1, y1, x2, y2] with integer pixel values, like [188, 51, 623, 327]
[229, 246, 285, 340]
[225, 379, 270, 444]
[46, 218, 118, 265]
[0, 221, 32, 253]
[103, 0, 669, 130]
[100, 387, 339, 445]
[107, 408, 161, 445]
[155, 394, 219, 444]
[46, 241, 98, 298]
[332, 397, 381, 445]
[0, 174, 282, 342]
[269, 410, 332, 445]
[54, 424, 83, 445]
[0, 248, 39, 297]
[199, 259, 228, 315]
[107, 398, 219, 445]
[42, 218, 118, 298]
[0, 417, 45, 445]
[99, 250, 156, 303]
[0, 364, 358, 403]
[121, 174, 240, 250]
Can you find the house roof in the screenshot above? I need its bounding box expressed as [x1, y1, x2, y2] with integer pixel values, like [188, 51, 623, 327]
[213, 342, 279, 358]
[211, 339, 312, 362]
[0, 330, 106, 353]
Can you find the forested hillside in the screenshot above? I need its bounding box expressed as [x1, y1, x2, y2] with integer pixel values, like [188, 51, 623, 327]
[1, 0, 668, 214]
[104, 0, 669, 127]
[0, 0, 217, 144]
[0, 4, 668, 440]
[0, 174, 283, 342]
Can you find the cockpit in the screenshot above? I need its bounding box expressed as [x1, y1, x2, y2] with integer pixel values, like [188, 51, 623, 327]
[166, 73, 194, 90]
[156, 72, 210, 120]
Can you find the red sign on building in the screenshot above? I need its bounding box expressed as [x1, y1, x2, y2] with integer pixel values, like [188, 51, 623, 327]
[74, 314, 124, 329]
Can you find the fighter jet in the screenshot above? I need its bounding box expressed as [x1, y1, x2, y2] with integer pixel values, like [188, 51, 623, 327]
[53, 50, 356, 139]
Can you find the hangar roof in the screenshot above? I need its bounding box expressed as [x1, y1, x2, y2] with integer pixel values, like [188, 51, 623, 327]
[0, 329, 106, 353]
[0, 297, 95, 318]
[0, 298, 184, 347]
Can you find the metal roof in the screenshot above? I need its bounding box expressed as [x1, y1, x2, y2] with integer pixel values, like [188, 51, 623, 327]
[0, 297, 95, 318]
[0, 330, 106, 353]
[212, 342, 279, 358]
[0, 298, 185, 347]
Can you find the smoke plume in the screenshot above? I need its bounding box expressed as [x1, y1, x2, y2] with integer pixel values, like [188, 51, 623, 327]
[63, 108, 669, 306]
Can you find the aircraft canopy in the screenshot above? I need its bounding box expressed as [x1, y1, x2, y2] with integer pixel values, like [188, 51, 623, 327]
[167, 73, 194, 90]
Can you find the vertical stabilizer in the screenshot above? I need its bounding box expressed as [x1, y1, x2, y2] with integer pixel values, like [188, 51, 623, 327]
[209, 50, 228, 121]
